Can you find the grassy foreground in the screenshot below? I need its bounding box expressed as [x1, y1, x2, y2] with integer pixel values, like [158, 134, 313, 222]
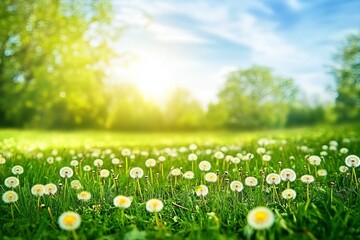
[0, 125, 359, 240]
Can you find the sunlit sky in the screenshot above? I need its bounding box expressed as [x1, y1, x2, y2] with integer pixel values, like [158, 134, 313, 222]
[110, 0, 360, 105]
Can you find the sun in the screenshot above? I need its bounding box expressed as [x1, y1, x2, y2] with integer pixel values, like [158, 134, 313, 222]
[116, 52, 176, 100]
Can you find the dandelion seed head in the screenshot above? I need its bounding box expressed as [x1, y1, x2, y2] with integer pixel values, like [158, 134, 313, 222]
[58, 211, 81, 231]
[195, 185, 209, 197]
[247, 206, 275, 230]
[130, 167, 144, 179]
[281, 189, 296, 200]
[301, 174, 315, 183]
[145, 158, 157, 168]
[31, 184, 45, 196]
[280, 168, 297, 182]
[199, 161, 211, 171]
[5, 176, 20, 188]
[2, 190, 19, 203]
[266, 173, 281, 185]
[12, 165, 24, 175]
[345, 155, 360, 168]
[205, 172, 218, 182]
[146, 199, 164, 212]
[230, 180, 244, 192]
[245, 177, 258, 187]
[59, 167, 74, 178]
[114, 195, 132, 208]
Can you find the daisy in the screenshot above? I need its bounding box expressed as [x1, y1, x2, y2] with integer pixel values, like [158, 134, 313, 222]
[77, 191, 91, 201]
[199, 161, 211, 171]
[59, 167, 74, 178]
[266, 173, 281, 185]
[58, 211, 81, 231]
[230, 180, 244, 192]
[247, 206, 275, 230]
[5, 176, 20, 188]
[130, 167, 144, 179]
[2, 190, 19, 203]
[113, 195, 132, 208]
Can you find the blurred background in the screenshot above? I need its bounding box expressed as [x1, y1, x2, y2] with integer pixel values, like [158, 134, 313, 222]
[0, 0, 359, 131]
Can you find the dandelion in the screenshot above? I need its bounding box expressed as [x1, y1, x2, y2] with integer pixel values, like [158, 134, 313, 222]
[2, 190, 19, 203]
[262, 154, 271, 162]
[114, 195, 132, 226]
[44, 183, 58, 195]
[170, 168, 182, 177]
[145, 158, 157, 167]
[70, 180, 82, 190]
[280, 168, 297, 188]
[230, 180, 244, 192]
[47, 157, 54, 164]
[12, 165, 24, 175]
[195, 185, 209, 197]
[214, 151, 224, 159]
[83, 165, 91, 172]
[281, 188, 296, 200]
[199, 161, 211, 171]
[130, 167, 144, 179]
[5, 176, 20, 188]
[308, 155, 321, 166]
[345, 155, 360, 188]
[247, 206, 275, 230]
[301, 174, 314, 203]
[345, 155, 360, 168]
[189, 144, 197, 151]
[121, 148, 131, 156]
[70, 160, 79, 167]
[340, 148, 349, 154]
[31, 184, 45, 197]
[339, 165, 349, 173]
[183, 171, 195, 179]
[205, 172, 218, 183]
[266, 173, 281, 185]
[130, 167, 144, 198]
[111, 158, 120, 165]
[301, 175, 315, 184]
[256, 147, 266, 155]
[58, 211, 81, 240]
[99, 169, 110, 178]
[93, 159, 103, 167]
[158, 156, 166, 162]
[317, 169, 327, 177]
[114, 195, 132, 208]
[231, 157, 240, 164]
[59, 167, 74, 178]
[77, 191, 91, 202]
[0, 156, 6, 164]
[146, 199, 164, 227]
[245, 177, 258, 187]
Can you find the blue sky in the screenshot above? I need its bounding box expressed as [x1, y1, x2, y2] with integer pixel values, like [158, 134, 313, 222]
[111, 0, 360, 105]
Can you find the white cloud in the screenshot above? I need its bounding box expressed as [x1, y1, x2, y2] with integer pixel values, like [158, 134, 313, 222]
[286, 0, 302, 11]
[147, 23, 209, 43]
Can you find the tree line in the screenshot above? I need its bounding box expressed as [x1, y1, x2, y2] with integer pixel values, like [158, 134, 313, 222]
[0, 0, 359, 130]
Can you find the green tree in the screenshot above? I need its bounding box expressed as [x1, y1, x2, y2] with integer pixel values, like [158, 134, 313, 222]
[331, 33, 360, 122]
[164, 87, 205, 130]
[0, 0, 116, 128]
[214, 66, 297, 129]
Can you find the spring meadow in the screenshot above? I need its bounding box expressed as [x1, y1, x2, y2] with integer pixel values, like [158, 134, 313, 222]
[1, 1, 360, 240]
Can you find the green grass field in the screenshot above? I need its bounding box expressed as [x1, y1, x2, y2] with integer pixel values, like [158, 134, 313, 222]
[0, 125, 359, 240]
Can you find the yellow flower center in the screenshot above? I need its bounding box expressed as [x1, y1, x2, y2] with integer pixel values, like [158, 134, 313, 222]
[63, 215, 76, 226]
[119, 198, 128, 205]
[152, 201, 159, 208]
[254, 210, 268, 223]
[7, 193, 13, 199]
